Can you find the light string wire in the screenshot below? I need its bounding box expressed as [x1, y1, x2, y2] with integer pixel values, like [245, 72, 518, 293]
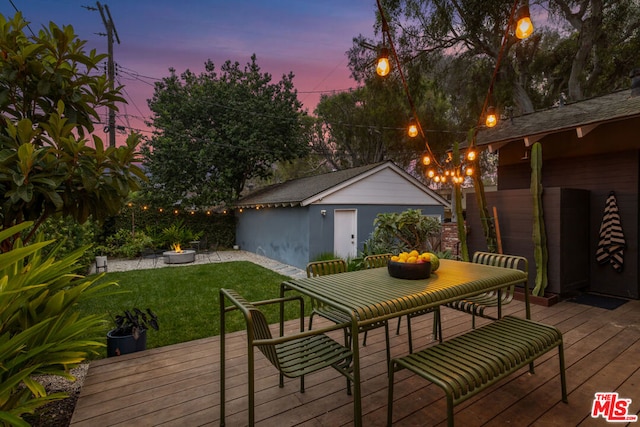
[375, 0, 441, 169]
[469, 0, 521, 153]
[375, 0, 526, 178]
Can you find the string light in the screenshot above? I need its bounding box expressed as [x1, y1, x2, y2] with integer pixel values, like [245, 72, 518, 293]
[485, 106, 498, 128]
[372, 0, 533, 187]
[421, 151, 431, 166]
[467, 149, 477, 162]
[376, 47, 391, 77]
[515, 4, 534, 39]
[408, 117, 419, 138]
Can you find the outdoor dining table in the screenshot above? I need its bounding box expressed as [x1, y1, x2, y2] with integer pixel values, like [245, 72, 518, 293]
[280, 258, 528, 426]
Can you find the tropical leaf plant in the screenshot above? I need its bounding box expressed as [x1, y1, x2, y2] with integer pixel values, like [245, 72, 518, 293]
[0, 222, 117, 425]
[362, 209, 442, 255]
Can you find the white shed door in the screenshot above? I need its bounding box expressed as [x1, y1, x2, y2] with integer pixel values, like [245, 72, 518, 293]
[334, 209, 357, 259]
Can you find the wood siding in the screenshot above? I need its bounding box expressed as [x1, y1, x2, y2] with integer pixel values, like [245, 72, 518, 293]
[471, 139, 639, 299]
[466, 188, 590, 296]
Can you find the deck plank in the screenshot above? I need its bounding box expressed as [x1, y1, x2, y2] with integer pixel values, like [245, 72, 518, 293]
[70, 299, 640, 426]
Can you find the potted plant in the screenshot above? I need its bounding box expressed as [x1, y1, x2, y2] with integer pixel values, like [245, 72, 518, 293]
[106, 308, 159, 357]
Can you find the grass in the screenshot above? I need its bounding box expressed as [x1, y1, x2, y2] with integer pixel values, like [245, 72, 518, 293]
[77, 260, 305, 359]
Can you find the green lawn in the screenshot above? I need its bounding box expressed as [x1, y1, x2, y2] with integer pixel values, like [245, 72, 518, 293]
[77, 260, 305, 359]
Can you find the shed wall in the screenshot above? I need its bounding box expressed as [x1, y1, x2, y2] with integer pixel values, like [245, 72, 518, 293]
[235, 206, 309, 270]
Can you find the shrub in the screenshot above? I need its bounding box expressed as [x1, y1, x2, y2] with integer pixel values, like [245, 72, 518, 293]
[0, 223, 116, 425]
[361, 209, 442, 256]
[158, 220, 203, 249]
[103, 229, 154, 258]
[38, 216, 99, 268]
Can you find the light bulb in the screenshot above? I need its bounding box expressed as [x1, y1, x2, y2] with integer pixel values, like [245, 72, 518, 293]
[408, 122, 418, 138]
[515, 6, 534, 39]
[486, 106, 497, 128]
[466, 167, 474, 176]
[376, 48, 390, 77]
[467, 150, 477, 161]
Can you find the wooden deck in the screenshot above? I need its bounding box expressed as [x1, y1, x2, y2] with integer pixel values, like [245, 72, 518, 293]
[70, 297, 640, 426]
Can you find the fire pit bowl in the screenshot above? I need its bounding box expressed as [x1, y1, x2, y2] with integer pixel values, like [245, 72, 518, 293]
[163, 249, 196, 264]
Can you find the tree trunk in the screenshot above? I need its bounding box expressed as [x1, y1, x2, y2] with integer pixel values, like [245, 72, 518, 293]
[555, 0, 604, 101]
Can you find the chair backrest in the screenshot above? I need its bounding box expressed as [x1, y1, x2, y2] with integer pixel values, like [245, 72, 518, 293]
[306, 259, 347, 278]
[364, 253, 393, 269]
[472, 252, 528, 273]
[221, 289, 280, 369]
[471, 251, 528, 303]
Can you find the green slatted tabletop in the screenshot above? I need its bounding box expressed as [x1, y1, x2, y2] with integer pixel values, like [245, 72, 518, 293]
[281, 258, 527, 427]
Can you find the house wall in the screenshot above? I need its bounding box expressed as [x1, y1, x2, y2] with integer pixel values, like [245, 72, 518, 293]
[308, 204, 445, 264]
[471, 120, 640, 299]
[237, 203, 445, 271]
[235, 206, 310, 270]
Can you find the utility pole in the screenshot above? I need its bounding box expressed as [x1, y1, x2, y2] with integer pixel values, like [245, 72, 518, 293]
[94, 2, 120, 147]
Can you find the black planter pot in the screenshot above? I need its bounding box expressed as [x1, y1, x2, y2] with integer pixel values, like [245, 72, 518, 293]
[106, 329, 147, 357]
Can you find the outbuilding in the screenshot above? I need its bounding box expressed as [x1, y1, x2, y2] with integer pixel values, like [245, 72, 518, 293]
[235, 161, 450, 269]
[466, 81, 640, 299]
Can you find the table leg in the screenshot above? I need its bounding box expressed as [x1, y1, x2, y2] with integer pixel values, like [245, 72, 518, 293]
[350, 314, 362, 426]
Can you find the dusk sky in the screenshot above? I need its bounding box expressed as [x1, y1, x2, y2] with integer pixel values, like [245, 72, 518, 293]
[3, 0, 378, 142]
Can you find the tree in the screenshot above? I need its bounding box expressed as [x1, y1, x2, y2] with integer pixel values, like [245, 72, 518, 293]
[142, 55, 309, 208]
[359, 0, 537, 115]
[0, 13, 146, 248]
[312, 83, 411, 170]
[543, 0, 640, 101]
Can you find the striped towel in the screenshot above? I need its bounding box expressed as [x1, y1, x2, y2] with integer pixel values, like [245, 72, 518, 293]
[596, 192, 625, 272]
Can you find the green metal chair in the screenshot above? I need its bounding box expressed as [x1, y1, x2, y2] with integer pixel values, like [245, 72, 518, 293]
[306, 259, 392, 371]
[445, 251, 529, 328]
[364, 254, 441, 353]
[219, 288, 354, 426]
[363, 253, 393, 269]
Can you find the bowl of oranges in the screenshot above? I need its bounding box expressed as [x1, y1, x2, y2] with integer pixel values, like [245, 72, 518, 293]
[387, 250, 434, 280]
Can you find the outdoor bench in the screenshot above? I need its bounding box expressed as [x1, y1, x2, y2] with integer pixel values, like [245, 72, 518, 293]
[387, 315, 567, 427]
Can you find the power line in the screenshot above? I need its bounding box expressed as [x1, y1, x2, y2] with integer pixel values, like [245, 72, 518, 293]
[89, 1, 120, 147]
[8, 0, 36, 36]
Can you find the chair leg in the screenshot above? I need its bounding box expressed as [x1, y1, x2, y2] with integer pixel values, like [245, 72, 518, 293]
[384, 322, 391, 374]
[308, 312, 315, 331]
[407, 316, 414, 354]
[387, 361, 396, 426]
[559, 343, 568, 403]
[396, 316, 402, 335]
[363, 330, 368, 347]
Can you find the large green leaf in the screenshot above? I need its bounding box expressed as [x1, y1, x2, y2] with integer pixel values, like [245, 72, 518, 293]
[0, 223, 117, 424]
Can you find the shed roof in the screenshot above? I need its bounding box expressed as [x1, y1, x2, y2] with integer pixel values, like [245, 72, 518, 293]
[476, 89, 640, 151]
[235, 161, 450, 208]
